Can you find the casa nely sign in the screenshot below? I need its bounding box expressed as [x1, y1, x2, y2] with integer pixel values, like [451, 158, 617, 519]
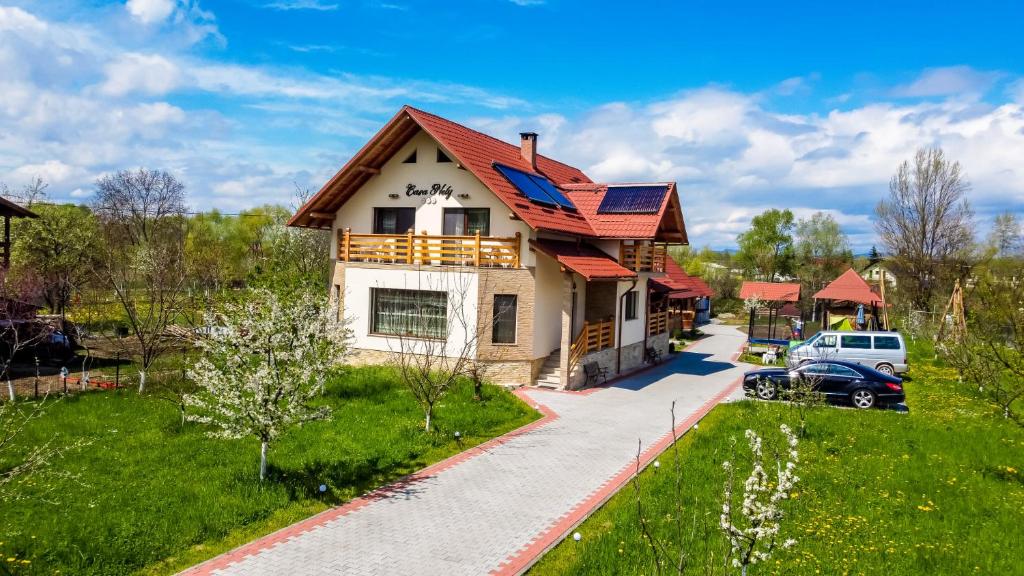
[406, 183, 454, 199]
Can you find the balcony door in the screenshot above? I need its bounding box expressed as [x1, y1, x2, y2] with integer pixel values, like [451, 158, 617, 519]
[373, 207, 416, 235]
[443, 208, 490, 236]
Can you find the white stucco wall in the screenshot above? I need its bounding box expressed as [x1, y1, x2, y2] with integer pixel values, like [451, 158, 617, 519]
[331, 130, 535, 267]
[344, 266, 480, 358]
[616, 277, 648, 347]
[532, 253, 564, 358]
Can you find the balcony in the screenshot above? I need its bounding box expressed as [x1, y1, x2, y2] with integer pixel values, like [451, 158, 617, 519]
[338, 229, 521, 268]
[621, 243, 667, 273]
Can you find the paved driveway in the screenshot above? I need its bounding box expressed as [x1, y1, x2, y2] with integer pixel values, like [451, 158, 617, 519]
[183, 323, 748, 576]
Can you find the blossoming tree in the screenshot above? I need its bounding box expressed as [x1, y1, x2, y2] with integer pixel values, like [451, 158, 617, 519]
[720, 424, 801, 575]
[184, 289, 351, 480]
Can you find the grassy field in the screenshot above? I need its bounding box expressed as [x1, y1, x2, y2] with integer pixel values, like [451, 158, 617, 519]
[0, 366, 537, 575]
[531, 339, 1023, 575]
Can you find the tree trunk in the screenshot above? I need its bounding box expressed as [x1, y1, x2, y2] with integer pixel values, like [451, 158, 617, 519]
[259, 441, 269, 481]
[7, 379, 15, 402]
[424, 407, 432, 432]
[138, 370, 146, 394]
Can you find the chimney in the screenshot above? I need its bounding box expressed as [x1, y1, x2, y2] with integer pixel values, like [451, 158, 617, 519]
[520, 132, 538, 171]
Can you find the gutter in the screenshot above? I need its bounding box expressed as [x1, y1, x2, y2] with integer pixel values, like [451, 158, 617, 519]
[616, 277, 639, 374]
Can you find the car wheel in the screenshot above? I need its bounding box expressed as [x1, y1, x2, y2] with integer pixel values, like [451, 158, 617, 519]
[850, 388, 876, 409]
[875, 363, 895, 376]
[755, 380, 778, 401]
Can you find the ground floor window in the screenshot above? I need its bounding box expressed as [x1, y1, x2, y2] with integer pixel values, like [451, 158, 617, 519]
[624, 290, 638, 320]
[492, 294, 517, 344]
[370, 288, 447, 338]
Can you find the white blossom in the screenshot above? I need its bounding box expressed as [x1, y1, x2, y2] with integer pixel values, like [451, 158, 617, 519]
[184, 289, 352, 480]
[719, 424, 801, 572]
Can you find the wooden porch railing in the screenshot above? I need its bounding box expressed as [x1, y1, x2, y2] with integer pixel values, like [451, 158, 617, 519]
[647, 310, 669, 336]
[568, 317, 615, 371]
[620, 243, 667, 272]
[338, 229, 521, 268]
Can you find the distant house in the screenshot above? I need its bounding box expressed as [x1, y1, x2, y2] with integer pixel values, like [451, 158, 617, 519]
[861, 261, 897, 288]
[289, 106, 689, 390]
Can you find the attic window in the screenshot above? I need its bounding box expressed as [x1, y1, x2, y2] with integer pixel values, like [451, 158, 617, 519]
[402, 150, 417, 163]
[436, 148, 452, 163]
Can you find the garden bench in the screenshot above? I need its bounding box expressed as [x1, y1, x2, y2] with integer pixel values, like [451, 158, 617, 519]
[646, 346, 662, 365]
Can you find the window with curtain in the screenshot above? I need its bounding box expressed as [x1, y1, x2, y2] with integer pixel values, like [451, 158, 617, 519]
[373, 207, 416, 234]
[492, 294, 518, 344]
[370, 288, 447, 339]
[443, 208, 490, 236]
[624, 290, 638, 320]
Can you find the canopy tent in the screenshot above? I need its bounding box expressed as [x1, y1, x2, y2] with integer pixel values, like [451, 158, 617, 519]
[738, 281, 802, 346]
[813, 268, 888, 330]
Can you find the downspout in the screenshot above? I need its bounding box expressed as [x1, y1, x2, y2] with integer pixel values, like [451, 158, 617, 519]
[617, 277, 638, 375]
[643, 282, 652, 360]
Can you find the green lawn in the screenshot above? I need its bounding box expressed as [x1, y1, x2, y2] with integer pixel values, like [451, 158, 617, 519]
[0, 366, 537, 575]
[531, 340, 1023, 575]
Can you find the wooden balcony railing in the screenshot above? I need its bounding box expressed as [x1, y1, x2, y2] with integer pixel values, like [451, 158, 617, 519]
[647, 310, 668, 336]
[621, 243, 667, 273]
[338, 229, 521, 268]
[569, 317, 615, 371]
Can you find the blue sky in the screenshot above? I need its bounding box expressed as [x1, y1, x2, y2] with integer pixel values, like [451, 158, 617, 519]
[2, 0, 1023, 250]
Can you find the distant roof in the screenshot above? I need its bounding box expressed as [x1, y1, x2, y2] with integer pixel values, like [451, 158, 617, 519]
[813, 268, 884, 305]
[739, 281, 801, 302]
[530, 239, 637, 280]
[0, 197, 38, 218]
[651, 257, 714, 299]
[289, 106, 687, 242]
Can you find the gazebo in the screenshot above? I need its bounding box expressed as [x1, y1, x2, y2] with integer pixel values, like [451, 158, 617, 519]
[0, 196, 38, 268]
[738, 281, 802, 347]
[813, 268, 887, 331]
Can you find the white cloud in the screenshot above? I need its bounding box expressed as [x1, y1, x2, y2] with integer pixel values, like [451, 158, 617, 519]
[126, 0, 176, 24]
[264, 0, 339, 11]
[891, 66, 1001, 98]
[100, 53, 181, 96]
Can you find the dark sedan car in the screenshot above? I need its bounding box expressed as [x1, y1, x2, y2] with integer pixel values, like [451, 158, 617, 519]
[742, 360, 905, 409]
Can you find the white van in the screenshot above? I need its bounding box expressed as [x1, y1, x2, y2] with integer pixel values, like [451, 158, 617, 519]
[786, 331, 908, 375]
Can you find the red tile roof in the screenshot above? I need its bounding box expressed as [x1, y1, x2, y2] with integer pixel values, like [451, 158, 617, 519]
[813, 268, 884, 305]
[563, 183, 686, 241]
[407, 107, 596, 236]
[651, 257, 714, 298]
[290, 106, 688, 242]
[530, 239, 637, 280]
[738, 281, 801, 302]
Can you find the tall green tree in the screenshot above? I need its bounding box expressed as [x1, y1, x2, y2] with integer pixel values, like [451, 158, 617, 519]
[736, 209, 796, 282]
[988, 212, 1021, 257]
[10, 203, 100, 320]
[794, 211, 853, 296]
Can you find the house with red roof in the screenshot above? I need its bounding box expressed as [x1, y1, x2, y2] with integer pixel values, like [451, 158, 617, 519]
[290, 106, 688, 389]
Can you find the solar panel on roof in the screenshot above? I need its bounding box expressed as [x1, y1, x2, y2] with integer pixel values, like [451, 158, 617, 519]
[597, 185, 668, 214]
[494, 163, 577, 211]
[527, 173, 576, 211]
